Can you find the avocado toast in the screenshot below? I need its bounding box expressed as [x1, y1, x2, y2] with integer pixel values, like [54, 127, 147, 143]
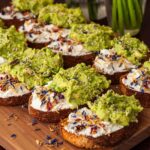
[19, 19, 70, 49]
[0, 5, 35, 29]
[0, 0, 54, 29]
[60, 90, 143, 149]
[120, 60, 150, 107]
[28, 63, 110, 122]
[0, 74, 31, 106]
[93, 34, 149, 84]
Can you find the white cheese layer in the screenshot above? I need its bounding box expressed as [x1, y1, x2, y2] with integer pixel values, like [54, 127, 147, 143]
[122, 68, 150, 94]
[30, 86, 73, 112]
[94, 49, 136, 75]
[0, 74, 30, 98]
[0, 6, 35, 21]
[0, 57, 6, 65]
[19, 20, 70, 43]
[49, 40, 91, 56]
[64, 107, 123, 138]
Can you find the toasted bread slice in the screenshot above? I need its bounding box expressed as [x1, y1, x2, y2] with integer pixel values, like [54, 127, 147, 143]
[28, 96, 74, 123]
[0, 92, 31, 106]
[60, 119, 138, 149]
[63, 53, 96, 68]
[27, 41, 50, 49]
[93, 64, 128, 84]
[3, 19, 25, 29]
[120, 75, 150, 108]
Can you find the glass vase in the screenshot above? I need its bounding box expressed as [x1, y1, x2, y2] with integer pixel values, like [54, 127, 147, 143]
[105, 0, 147, 35]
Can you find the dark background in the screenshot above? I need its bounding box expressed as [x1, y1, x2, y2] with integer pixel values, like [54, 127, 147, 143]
[0, 0, 150, 150]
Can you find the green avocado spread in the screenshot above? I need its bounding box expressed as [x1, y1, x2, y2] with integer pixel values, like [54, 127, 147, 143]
[12, 0, 53, 15]
[0, 48, 63, 89]
[69, 23, 114, 51]
[88, 90, 143, 126]
[0, 26, 26, 58]
[0, 19, 4, 28]
[112, 33, 149, 65]
[143, 61, 150, 73]
[48, 63, 110, 108]
[38, 4, 86, 28]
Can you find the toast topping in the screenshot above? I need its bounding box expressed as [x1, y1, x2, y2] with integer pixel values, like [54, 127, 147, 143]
[112, 33, 148, 65]
[88, 90, 143, 126]
[48, 63, 110, 108]
[0, 6, 35, 21]
[19, 20, 70, 44]
[48, 39, 91, 56]
[31, 86, 73, 112]
[122, 68, 150, 93]
[0, 74, 30, 98]
[64, 107, 123, 138]
[94, 49, 136, 75]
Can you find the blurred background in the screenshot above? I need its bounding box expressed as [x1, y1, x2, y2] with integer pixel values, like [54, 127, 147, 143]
[1, 0, 150, 47]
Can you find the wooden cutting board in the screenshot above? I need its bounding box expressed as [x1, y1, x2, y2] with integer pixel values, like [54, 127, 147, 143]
[0, 86, 150, 150]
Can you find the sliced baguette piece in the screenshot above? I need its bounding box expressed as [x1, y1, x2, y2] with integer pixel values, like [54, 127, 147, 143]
[0, 92, 31, 106]
[60, 118, 138, 149]
[120, 74, 150, 108]
[28, 96, 74, 123]
[63, 53, 96, 68]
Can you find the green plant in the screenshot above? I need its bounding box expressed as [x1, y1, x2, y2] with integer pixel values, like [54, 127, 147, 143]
[112, 0, 143, 35]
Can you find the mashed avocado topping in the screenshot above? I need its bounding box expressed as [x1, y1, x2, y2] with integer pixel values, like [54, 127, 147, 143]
[0, 48, 63, 89]
[48, 63, 110, 107]
[69, 23, 114, 51]
[0, 26, 26, 58]
[112, 33, 149, 65]
[12, 0, 53, 15]
[38, 4, 86, 28]
[88, 90, 143, 126]
[143, 61, 150, 74]
[0, 19, 4, 28]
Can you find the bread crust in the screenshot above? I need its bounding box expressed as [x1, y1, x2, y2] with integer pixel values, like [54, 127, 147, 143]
[27, 41, 49, 49]
[93, 64, 128, 84]
[0, 92, 31, 106]
[60, 119, 138, 149]
[2, 19, 26, 29]
[63, 53, 96, 68]
[28, 96, 74, 123]
[120, 74, 150, 108]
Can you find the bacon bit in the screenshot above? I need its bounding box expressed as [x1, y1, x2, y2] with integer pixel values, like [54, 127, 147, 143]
[47, 101, 53, 111]
[59, 37, 65, 43]
[67, 40, 72, 45]
[52, 27, 60, 32]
